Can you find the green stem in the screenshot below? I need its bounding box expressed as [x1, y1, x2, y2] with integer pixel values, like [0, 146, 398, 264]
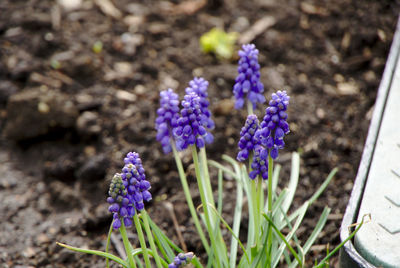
[266, 154, 274, 268]
[267, 155, 273, 211]
[141, 210, 163, 268]
[257, 176, 264, 215]
[133, 213, 151, 268]
[120, 220, 137, 268]
[106, 221, 114, 268]
[200, 147, 215, 206]
[251, 178, 259, 247]
[172, 143, 210, 253]
[247, 100, 254, 115]
[256, 176, 264, 247]
[192, 146, 222, 268]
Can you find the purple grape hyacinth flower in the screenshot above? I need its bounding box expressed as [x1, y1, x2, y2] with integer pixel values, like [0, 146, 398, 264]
[256, 90, 290, 160]
[168, 252, 194, 268]
[237, 114, 260, 162]
[107, 173, 135, 229]
[249, 145, 269, 180]
[173, 92, 212, 151]
[155, 89, 180, 154]
[122, 152, 152, 211]
[185, 77, 215, 130]
[233, 44, 266, 110]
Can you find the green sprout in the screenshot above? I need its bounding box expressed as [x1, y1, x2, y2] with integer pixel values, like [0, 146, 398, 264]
[50, 59, 61, 70]
[200, 28, 238, 59]
[92, 41, 103, 54]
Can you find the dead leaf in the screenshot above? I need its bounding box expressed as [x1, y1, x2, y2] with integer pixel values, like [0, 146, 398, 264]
[239, 16, 276, 44]
[300, 2, 329, 16]
[94, 0, 122, 19]
[337, 82, 359, 95]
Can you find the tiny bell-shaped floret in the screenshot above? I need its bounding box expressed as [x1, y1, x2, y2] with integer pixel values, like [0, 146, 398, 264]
[168, 252, 194, 268]
[257, 90, 290, 160]
[155, 89, 180, 154]
[237, 114, 260, 161]
[233, 44, 266, 110]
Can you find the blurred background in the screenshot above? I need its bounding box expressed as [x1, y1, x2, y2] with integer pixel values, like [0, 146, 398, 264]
[0, 0, 399, 266]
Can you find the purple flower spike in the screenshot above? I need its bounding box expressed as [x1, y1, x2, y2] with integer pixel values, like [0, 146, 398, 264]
[108, 173, 135, 230]
[237, 114, 260, 162]
[168, 252, 194, 268]
[123, 152, 152, 211]
[185, 77, 215, 130]
[155, 89, 180, 154]
[173, 92, 212, 151]
[249, 145, 269, 180]
[257, 90, 290, 160]
[233, 44, 265, 110]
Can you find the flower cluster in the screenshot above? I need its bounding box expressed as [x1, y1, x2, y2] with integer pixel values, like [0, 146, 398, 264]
[173, 92, 212, 150]
[107, 152, 152, 230]
[257, 90, 290, 159]
[155, 78, 215, 152]
[249, 145, 269, 180]
[107, 173, 135, 229]
[155, 89, 180, 153]
[168, 252, 194, 268]
[237, 114, 260, 162]
[233, 44, 265, 110]
[237, 91, 290, 180]
[122, 152, 152, 211]
[185, 77, 215, 130]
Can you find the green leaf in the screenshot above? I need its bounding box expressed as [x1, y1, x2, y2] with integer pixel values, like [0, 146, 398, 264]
[271, 164, 281, 197]
[129, 248, 169, 267]
[133, 255, 144, 268]
[150, 219, 174, 262]
[303, 207, 330, 254]
[146, 216, 182, 254]
[56, 242, 128, 267]
[105, 222, 113, 268]
[314, 214, 370, 267]
[262, 212, 304, 268]
[241, 165, 255, 249]
[271, 188, 289, 218]
[283, 167, 337, 229]
[308, 168, 337, 205]
[208, 204, 249, 264]
[229, 165, 244, 268]
[209, 160, 239, 180]
[281, 152, 300, 217]
[270, 201, 309, 267]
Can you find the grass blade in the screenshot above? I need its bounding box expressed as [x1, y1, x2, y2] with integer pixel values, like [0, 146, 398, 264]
[270, 201, 309, 267]
[263, 213, 303, 267]
[229, 165, 244, 268]
[314, 214, 370, 267]
[57, 242, 128, 267]
[281, 152, 300, 216]
[208, 204, 249, 264]
[105, 221, 113, 268]
[308, 168, 337, 205]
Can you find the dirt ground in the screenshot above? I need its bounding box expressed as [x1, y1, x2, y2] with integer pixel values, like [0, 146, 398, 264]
[0, 0, 399, 267]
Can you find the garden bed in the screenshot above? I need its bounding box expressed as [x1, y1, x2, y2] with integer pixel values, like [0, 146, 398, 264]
[0, 0, 399, 266]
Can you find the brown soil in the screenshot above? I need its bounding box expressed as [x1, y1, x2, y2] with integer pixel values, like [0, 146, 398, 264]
[0, 0, 399, 267]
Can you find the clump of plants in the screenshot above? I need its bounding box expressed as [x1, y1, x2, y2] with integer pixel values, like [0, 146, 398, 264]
[200, 28, 238, 59]
[58, 44, 363, 267]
